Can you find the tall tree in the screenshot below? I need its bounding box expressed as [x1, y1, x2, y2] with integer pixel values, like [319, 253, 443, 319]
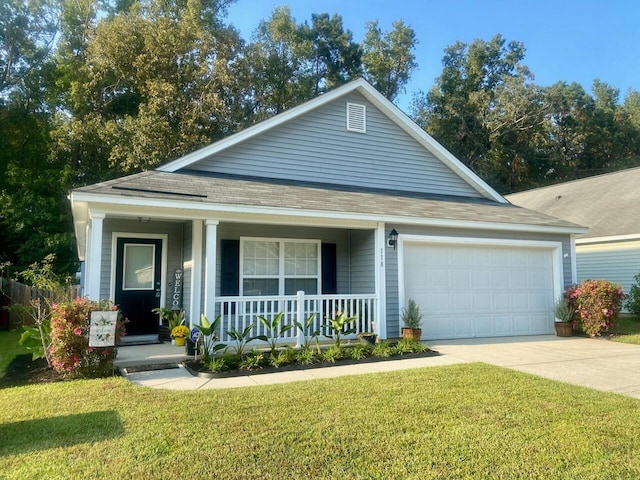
[412, 34, 532, 192]
[52, 0, 242, 180]
[362, 19, 417, 101]
[238, 7, 362, 121]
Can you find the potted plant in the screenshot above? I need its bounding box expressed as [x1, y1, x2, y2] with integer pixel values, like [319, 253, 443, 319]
[357, 332, 378, 345]
[171, 325, 190, 346]
[152, 307, 185, 342]
[553, 297, 574, 337]
[401, 298, 423, 341]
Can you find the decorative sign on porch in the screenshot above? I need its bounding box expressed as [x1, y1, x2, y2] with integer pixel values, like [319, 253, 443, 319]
[190, 328, 201, 344]
[89, 311, 118, 347]
[171, 268, 184, 309]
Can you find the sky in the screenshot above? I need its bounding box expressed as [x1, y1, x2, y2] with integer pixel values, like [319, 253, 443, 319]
[226, 0, 640, 112]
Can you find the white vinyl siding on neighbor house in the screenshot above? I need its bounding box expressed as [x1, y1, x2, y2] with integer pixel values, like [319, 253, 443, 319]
[576, 240, 640, 310]
[240, 238, 321, 296]
[186, 92, 481, 198]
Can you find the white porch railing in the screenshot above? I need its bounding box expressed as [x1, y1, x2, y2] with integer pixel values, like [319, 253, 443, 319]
[213, 292, 377, 346]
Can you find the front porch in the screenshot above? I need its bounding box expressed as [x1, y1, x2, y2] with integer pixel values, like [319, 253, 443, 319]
[80, 213, 389, 341]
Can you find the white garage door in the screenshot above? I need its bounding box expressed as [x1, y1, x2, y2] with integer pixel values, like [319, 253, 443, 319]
[402, 241, 557, 340]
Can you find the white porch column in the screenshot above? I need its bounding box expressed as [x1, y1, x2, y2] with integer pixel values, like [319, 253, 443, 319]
[570, 234, 578, 285]
[189, 220, 204, 329]
[375, 222, 387, 339]
[203, 220, 219, 324]
[86, 211, 105, 301]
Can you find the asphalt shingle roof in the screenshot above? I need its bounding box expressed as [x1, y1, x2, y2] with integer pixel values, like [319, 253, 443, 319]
[507, 167, 640, 239]
[74, 170, 584, 231]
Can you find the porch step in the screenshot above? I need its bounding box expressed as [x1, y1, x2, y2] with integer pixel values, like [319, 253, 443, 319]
[115, 343, 189, 368]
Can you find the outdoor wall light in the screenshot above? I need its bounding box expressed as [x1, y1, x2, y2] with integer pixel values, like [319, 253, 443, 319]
[388, 228, 399, 250]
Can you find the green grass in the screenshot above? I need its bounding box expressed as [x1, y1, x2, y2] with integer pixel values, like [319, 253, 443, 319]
[2, 364, 640, 479]
[610, 316, 640, 344]
[0, 329, 27, 377]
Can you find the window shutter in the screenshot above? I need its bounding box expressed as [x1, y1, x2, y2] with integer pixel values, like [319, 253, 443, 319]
[321, 243, 337, 294]
[220, 239, 239, 296]
[346, 103, 366, 133]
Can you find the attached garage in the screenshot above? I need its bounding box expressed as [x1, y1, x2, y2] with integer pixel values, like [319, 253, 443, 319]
[399, 236, 563, 340]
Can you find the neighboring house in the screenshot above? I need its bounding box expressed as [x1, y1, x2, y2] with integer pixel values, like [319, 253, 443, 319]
[507, 168, 640, 307]
[69, 79, 585, 343]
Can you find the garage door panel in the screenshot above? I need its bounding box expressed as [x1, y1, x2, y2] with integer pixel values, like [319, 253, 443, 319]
[451, 292, 472, 311]
[492, 293, 511, 311]
[492, 315, 512, 335]
[403, 242, 555, 340]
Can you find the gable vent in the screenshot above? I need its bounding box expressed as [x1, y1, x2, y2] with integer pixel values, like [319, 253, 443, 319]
[346, 103, 366, 133]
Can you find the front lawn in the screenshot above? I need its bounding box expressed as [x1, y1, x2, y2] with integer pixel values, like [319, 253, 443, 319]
[2, 364, 640, 479]
[610, 316, 640, 344]
[0, 329, 27, 376]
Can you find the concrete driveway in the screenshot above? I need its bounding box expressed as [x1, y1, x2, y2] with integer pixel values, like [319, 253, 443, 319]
[430, 335, 640, 399]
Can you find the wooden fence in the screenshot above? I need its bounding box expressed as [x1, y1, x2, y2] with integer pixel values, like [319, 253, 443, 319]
[0, 278, 81, 328]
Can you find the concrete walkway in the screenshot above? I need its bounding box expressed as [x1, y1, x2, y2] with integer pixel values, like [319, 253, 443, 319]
[120, 335, 640, 398]
[121, 354, 462, 390]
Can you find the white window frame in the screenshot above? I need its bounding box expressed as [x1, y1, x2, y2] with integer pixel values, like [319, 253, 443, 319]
[240, 237, 322, 296]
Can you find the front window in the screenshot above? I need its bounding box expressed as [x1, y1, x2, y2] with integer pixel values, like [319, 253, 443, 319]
[241, 238, 320, 296]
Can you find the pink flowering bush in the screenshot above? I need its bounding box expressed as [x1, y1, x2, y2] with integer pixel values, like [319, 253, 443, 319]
[49, 298, 127, 378]
[564, 280, 625, 337]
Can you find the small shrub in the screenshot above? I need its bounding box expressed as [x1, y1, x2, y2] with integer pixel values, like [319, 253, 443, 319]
[49, 298, 126, 378]
[207, 356, 229, 372]
[401, 299, 423, 328]
[624, 273, 640, 316]
[565, 280, 625, 336]
[268, 350, 291, 368]
[394, 339, 428, 355]
[239, 352, 264, 371]
[321, 345, 344, 363]
[346, 343, 371, 360]
[372, 340, 392, 358]
[295, 346, 317, 365]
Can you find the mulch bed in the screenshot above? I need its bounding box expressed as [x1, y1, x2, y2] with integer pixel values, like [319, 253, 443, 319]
[0, 354, 65, 388]
[183, 349, 440, 379]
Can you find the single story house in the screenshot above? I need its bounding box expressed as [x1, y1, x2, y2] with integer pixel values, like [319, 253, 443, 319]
[507, 168, 640, 307]
[70, 78, 585, 343]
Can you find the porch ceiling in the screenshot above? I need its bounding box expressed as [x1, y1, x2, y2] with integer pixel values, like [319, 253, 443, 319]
[71, 170, 586, 232]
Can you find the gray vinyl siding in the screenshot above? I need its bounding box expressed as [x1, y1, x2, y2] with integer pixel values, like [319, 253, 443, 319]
[349, 230, 375, 294]
[576, 241, 640, 311]
[217, 224, 353, 295]
[187, 92, 481, 198]
[100, 219, 185, 308]
[384, 225, 573, 338]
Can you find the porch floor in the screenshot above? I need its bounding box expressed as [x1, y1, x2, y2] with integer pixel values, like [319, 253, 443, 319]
[115, 342, 188, 368]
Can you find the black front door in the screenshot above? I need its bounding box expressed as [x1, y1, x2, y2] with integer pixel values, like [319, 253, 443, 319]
[115, 238, 162, 336]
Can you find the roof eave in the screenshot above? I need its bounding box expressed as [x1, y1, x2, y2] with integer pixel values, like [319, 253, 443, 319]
[69, 190, 588, 236]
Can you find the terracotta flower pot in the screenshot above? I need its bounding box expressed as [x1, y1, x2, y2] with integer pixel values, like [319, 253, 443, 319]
[402, 327, 422, 341]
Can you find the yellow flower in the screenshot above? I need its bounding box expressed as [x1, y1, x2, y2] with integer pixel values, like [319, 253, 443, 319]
[171, 325, 190, 338]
